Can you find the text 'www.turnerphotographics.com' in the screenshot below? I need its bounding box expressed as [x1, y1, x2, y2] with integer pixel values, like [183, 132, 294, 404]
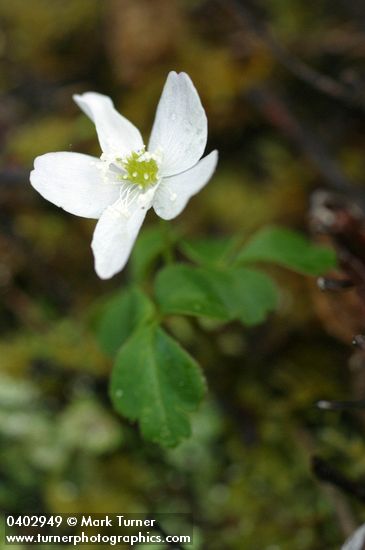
[4, 514, 193, 546]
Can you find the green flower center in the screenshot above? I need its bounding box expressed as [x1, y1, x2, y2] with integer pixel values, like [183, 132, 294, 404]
[119, 149, 159, 189]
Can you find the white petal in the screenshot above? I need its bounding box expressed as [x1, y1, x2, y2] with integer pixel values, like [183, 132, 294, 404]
[91, 197, 151, 279]
[342, 524, 365, 549]
[148, 72, 207, 177]
[73, 92, 143, 155]
[30, 152, 121, 219]
[153, 150, 218, 220]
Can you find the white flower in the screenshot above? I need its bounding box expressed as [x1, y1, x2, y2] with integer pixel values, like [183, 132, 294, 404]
[30, 71, 218, 279]
[342, 524, 365, 550]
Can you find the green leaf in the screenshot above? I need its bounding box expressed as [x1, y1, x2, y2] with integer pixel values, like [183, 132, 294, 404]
[130, 226, 164, 281]
[130, 225, 177, 281]
[155, 264, 278, 326]
[180, 236, 236, 266]
[98, 287, 155, 357]
[155, 264, 232, 320]
[236, 226, 337, 275]
[228, 267, 278, 325]
[110, 325, 206, 447]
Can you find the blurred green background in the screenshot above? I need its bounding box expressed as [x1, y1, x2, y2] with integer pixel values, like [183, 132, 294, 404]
[1, 0, 365, 548]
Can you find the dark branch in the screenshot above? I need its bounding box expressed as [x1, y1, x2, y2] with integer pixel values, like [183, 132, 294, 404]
[312, 456, 365, 503]
[246, 87, 364, 200]
[317, 277, 355, 292]
[221, 0, 365, 110]
[317, 399, 365, 411]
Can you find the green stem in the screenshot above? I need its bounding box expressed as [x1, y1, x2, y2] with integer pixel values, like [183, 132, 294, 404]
[159, 219, 174, 264]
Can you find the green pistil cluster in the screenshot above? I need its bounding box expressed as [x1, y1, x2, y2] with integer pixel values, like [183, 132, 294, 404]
[120, 150, 159, 189]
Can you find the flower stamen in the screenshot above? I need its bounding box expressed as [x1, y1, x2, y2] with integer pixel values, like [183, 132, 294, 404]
[118, 147, 160, 188]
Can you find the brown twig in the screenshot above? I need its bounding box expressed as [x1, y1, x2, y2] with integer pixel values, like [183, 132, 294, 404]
[312, 456, 365, 504]
[246, 87, 363, 199]
[317, 399, 365, 410]
[220, 0, 365, 110]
